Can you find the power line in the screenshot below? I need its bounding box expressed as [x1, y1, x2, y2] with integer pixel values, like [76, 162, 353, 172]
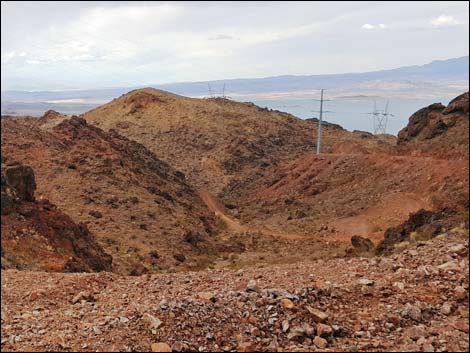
[364, 100, 395, 134]
[317, 90, 323, 154]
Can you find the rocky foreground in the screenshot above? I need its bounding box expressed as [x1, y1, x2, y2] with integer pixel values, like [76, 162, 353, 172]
[1, 231, 468, 352]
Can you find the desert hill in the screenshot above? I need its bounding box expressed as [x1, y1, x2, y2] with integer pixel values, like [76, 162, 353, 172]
[83, 88, 393, 194]
[397, 92, 469, 158]
[1, 161, 112, 272]
[1, 115, 235, 275]
[218, 92, 468, 247]
[0, 90, 468, 352]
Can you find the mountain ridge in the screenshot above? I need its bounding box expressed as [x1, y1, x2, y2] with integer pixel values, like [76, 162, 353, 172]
[2, 56, 468, 102]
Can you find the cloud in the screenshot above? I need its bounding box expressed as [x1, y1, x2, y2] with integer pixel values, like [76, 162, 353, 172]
[1, 51, 16, 64]
[1, 2, 469, 90]
[362, 23, 387, 30]
[25, 59, 43, 65]
[210, 34, 237, 41]
[362, 23, 375, 30]
[430, 15, 460, 27]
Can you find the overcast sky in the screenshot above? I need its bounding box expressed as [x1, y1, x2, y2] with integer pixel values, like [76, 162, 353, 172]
[1, 1, 469, 90]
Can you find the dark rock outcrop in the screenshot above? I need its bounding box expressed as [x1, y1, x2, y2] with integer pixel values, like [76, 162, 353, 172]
[2, 163, 36, 202]
[396, 92, 469, 158]
[351, 235, 374, 253]
[442, 92, 469, 115]
[375, 208, 456, 255]
[397, 103, 446, 144]
[1, 161, 112, 272]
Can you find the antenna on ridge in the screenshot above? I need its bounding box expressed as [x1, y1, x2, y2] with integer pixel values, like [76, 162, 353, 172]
[222, 83, 226, 99]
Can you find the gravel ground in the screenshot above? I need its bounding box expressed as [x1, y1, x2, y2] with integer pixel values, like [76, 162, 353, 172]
[1, 232, 468, 352]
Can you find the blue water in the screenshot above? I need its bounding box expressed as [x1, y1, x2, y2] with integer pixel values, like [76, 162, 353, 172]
[2, 94, 456, 135]
[245, 97, 454, 135]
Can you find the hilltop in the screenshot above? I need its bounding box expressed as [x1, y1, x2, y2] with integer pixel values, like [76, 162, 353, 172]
[397, 92, 469, 159]
[83, 88, 392, 194]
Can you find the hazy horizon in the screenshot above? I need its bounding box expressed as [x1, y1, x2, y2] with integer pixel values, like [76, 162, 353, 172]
[1, 55, 468, 93]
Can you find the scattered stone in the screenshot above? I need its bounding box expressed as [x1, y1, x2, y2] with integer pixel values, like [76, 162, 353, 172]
[440, 302, 453, 315]
[393, 282, 405, 290]
[437, 260, 460, 271]
[29, 290, 43, 301]
[449, 244, 466, 253]
[119, 316, 130, 323]
[423, 343, 435, 352]
[173, 254, 186, 263]
[246, 280, 259, 292]
[306, 306, 328, 322]
[402, 304, 422, 322]
[172, 342, 186, 352]
[144, 313, 163, 330]
[197, 292, 216, 302]
[238, 341, 255, 352]
[151, 342, 172, 352]
[358, 278, 374, 286]
[281, 298, 294, 309]
[287, 326, 305, 340]
[406, 325, 428, 340]
[71, 291, 94, 304]
[454, 286, 467, 300]
[313, 336, 328, 349]
[453, 320, 469, 333]
[89, 210, 103, 219]
[316, 323, 333, 338]
[282, 319, 290, 333]
[351, 235, 374, 252]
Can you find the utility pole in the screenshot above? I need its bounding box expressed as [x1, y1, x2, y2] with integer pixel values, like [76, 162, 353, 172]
[316, 89, 324, 154]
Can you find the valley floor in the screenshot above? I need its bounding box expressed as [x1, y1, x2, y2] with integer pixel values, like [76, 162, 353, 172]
[1, 231, 468, 352]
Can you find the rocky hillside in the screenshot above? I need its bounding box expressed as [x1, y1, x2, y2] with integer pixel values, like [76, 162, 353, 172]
[83, 88, 393, 194]
[1, 161, 112, 272]
[1, 230, 468, 352]
[1, 115, 233, 275]
[219, 92, 469, 245]
[397, 92, 469, 158]
[220, 152, 468, 243]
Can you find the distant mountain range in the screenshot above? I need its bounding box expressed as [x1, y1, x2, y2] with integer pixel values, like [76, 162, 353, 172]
[1, 56, 468, 116]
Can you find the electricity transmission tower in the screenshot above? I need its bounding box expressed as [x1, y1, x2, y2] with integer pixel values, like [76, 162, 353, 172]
[365, 101, 394, 134]
[207, 83, 214, 98]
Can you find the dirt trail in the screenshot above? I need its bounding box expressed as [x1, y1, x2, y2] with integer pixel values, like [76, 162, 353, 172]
[198, 191, 244, 232]
[198, 191, 310, 240]
[200, 151, 464, 244]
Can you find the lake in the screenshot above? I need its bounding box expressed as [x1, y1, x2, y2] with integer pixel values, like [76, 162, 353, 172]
[1, 95, 457, 135]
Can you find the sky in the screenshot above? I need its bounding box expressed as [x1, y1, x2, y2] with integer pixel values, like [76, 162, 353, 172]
[1, 1, 469, 90]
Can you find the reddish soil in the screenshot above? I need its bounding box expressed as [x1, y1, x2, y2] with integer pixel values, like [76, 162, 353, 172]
[1, 231, 468, 352]
[0, 116, 235, 275]
[1, 90, 468, 352]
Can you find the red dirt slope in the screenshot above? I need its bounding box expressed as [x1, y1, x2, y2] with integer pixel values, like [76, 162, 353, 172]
[1, 161, 112, 272]
[1, 115, 230, 274]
